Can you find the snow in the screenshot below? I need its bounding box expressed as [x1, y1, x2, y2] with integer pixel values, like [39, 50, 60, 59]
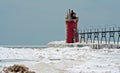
[0, 41, 120, 73]
[0, 47, 42, 60]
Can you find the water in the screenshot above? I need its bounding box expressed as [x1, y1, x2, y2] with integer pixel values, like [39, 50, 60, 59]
[0, 45, 47, 48]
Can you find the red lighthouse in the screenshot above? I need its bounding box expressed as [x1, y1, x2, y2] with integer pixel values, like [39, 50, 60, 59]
[65, 9, 79, 43]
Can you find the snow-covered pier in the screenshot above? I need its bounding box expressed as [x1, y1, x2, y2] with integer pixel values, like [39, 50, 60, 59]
[48, 41, 120, 49]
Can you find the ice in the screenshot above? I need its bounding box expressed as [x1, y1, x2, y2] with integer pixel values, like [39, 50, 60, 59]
[0, 41, 120, 73]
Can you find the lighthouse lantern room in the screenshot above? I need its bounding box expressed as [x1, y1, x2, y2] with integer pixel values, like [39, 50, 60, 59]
[65, 9, 79, 43]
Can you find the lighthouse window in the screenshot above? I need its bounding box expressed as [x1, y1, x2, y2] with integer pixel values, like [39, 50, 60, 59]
[71, 10, 77, 19]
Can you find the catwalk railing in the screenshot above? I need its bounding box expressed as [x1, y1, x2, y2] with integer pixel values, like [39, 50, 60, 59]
[79, 27, 120, 49]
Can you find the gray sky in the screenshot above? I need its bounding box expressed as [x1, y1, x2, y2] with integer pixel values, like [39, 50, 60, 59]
[0, 0, 120, 45]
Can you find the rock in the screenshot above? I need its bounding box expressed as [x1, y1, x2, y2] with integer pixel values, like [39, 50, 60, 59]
[3, 64, 35, 73]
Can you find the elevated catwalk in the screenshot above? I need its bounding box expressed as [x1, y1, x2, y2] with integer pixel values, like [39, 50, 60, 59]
[79, 27, 120, 49]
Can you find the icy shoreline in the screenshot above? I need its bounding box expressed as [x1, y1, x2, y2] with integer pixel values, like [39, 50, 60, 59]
[0, 41, 120, 73]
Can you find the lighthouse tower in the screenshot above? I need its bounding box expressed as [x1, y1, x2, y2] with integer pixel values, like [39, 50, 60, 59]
[65, 9, 79, 43]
